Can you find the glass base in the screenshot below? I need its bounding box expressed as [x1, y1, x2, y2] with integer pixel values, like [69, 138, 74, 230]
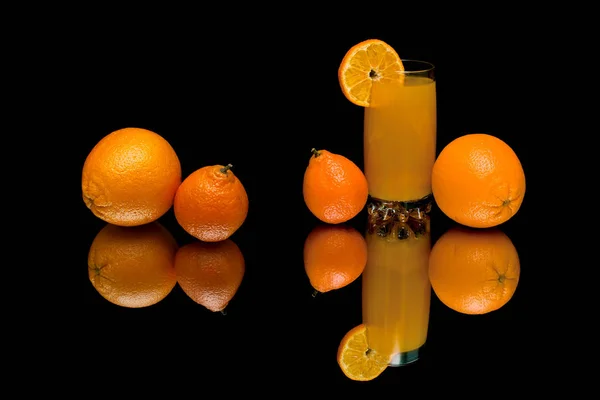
[367, 194, 432, 239]
[388, 348, 421, 367]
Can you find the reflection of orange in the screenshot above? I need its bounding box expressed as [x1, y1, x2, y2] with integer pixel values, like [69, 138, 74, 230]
[303, 224, 367, 294]
[88, 222, 178, 308]
[428, 226, 520, 315]
[174, 239, 245, 312]
[82, 127, 182, 227]
[431, 133, 526, 228]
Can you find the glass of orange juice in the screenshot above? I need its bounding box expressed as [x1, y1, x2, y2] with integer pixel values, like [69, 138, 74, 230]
[362, 212, 431, 366]
[364, 59, 436, 207]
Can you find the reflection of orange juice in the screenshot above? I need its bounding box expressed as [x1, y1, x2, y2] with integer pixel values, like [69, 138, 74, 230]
[362, 229, 431, 366]
[364, 73, 436, 202]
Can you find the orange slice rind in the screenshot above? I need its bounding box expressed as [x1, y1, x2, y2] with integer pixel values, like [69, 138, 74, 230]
[337, 323, 388, 381]
[338, 39, 404, 107]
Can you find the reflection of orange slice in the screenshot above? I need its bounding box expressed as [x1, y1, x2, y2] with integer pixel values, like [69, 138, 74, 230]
[338, 39, 404, 107]
[337, 324, 388, 381]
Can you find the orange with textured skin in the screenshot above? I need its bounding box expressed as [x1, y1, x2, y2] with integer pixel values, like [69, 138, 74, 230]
[428, 226, 520, 315]
[82, 127, 181, 226]
[337, 323, 388, 381]
[432, 133, 525, 228]
[174, 239, 245, 312]
[174, 164, 248, 242]
[303, 224, 367, 294]
[88, 222, 178, 308]
[338, 39, 404, 107]
[303, 149, 368, 224]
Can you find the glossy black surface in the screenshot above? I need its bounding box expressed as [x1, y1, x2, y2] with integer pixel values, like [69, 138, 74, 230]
[74, 23, 539, 384]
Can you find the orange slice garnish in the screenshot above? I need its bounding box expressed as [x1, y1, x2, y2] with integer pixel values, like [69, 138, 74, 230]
[337, 323, 388, 381]
[338, 39, 404, 107]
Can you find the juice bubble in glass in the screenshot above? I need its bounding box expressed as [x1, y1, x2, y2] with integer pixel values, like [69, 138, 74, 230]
[364, 60, 436, 203]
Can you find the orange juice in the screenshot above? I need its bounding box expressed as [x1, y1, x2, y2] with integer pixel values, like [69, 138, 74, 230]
[364, 70, 436, 202]
[362, 228, 431, 366]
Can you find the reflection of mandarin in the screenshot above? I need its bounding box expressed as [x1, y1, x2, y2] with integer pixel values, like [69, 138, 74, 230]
[303, 224, 367, 294]
[174, 239, 245, 312]
[88, 222, 178, 308]
[82, 127, 182, 227]
[428, 226, 520, 315]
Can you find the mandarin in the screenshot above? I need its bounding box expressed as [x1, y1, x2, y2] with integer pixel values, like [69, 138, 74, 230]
[174, 164, 248, 242]
[303, 224, 367, 295]
[88, 222, 178, 308]
[82, 127, 182, 226]
[428, 226, 520, 315]
[303, 148, 368, 224]
[174, 239, 245, 313]
[431, 133, 525, 228]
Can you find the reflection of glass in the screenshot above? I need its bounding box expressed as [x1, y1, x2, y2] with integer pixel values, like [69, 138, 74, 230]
[87, 222, 178, 308]
[364, 60, 436, 203]
[362, 205, 431, 366]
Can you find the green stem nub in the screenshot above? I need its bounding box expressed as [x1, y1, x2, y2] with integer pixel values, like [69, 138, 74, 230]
[220, 163, 233, 174]
[311, 148, 321, 157]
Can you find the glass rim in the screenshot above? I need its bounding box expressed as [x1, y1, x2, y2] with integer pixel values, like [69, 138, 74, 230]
[399, 59, 435, 73]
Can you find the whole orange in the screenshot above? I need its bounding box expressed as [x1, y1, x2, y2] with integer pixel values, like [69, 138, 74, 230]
[428, 226, 520, 315]
[82, 127, 182, 226]
[88, 222, 178, 308]
[174, 239, 245, 312]
[431, 133, 525, 228]
[303, 148, 368, 224]
[303, 224, 367, 294]
[174, 164, 248, 242]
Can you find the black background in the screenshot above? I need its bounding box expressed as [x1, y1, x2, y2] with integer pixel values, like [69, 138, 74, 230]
[71, 13, 545, 385]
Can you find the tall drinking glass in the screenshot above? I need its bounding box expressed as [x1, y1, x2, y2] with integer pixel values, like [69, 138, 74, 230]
[364, 60, 436, 204]
[362, 59, 435, 366]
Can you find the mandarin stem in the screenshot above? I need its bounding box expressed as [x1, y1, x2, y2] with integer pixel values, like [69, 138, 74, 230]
[311, 289, 320, 298]
[311, 148, 321, 157]
[220, 308, 227, 316]
[220, 164, 233, 174]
